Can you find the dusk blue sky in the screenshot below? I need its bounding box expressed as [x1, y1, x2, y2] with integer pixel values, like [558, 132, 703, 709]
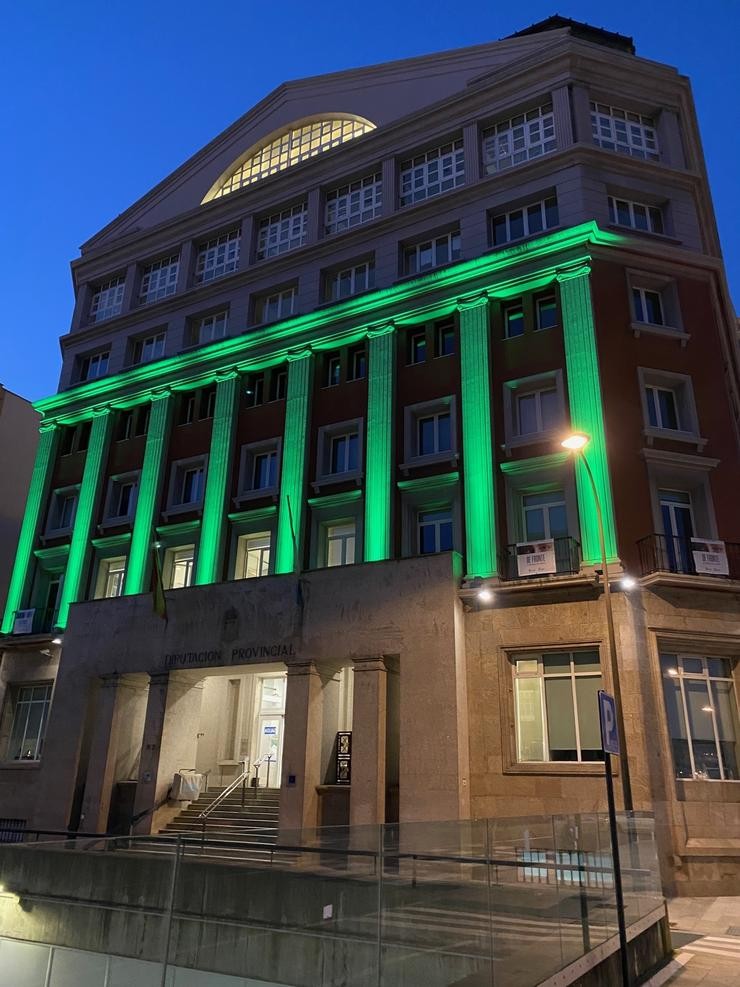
[3, 0, 738, 402]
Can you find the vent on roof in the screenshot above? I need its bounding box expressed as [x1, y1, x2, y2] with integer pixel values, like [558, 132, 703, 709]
[508, 15, 635, 55]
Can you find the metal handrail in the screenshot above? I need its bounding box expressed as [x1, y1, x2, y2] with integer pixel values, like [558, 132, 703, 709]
[198, 759, 250, 819]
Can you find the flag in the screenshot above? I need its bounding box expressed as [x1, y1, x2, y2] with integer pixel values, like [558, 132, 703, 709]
[151, 538, 168, 623]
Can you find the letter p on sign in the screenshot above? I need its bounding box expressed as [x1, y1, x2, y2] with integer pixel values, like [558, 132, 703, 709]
[598, 690, 620, 755]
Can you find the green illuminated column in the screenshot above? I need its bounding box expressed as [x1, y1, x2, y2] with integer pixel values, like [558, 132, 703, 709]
[1, 423, 60, 633]
[364, 322, 395, 562]
[57, 407, 114, 628]
[458, 294, 497, 577]
[124, 390, 173, 595]
[275, 349, 313, 574]
[558, 264, 618, 564]
[195, 369, 240, 585]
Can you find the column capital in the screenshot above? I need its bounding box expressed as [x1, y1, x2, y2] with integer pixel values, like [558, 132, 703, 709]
[286, 346, 313, 363]
[215, 367, 240, 383]
[148, 671, 169, 687]
[149, 386, 172, 402]
[556, 262, 592, 284]
[456, 292, 489, 312]
[90, 403, 113, 418]
[352, 655, 388, 673]
[367, 319, 395, 339]
[39, 419, 59, 434]
[100, 672, 122, 689]
[286, 659, 319, 677]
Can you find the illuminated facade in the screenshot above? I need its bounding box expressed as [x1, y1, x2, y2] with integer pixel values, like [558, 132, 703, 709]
[1, 16, 739, 896]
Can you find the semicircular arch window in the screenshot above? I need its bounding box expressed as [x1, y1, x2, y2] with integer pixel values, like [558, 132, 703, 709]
[205, 115, 376, 202]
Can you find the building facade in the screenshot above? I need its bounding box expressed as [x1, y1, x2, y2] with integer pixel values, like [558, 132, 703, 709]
[1, 17, 739, 895]
[0, 386, 39, 616]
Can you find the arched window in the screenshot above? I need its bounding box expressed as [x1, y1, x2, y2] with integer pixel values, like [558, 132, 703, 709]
[203, 115, 376, 202]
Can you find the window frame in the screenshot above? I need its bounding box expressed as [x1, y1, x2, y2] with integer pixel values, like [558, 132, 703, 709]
[324, 259, 375, 303]
[482, 103, 556, 174]
[78, 350, 110, 382]
[139, 254, 180, 305]
[255, 203, 308, 260]
[399, 138, 465, 208]
[502, 371, 566, 449]
[46, 486, 80, 535]
[315, 419, 364, 487]
[492, 195, 560, 246]
[166, 457, 208, 516]
[608, 195, 664, 235]
[162, 544, 196, 590]
[325, 172, 383, 234]
[637, 368, 703, 448]
[132, 331, 166, 365]
[192, 311, 228, 347]
[235, 530, 272, 579]
[402, 397, 458, 470]
[2, 682, 53, 763]
[94, 556, 127, 599]
[590, 102, 659, 161]
[194, 229, 241, 284]
[402, 230, 461, 276]
[89, 276, 125, 323]
[255, 286, 297, 324]
[103, 471, 140, 524]
[236, 439, 282, 505]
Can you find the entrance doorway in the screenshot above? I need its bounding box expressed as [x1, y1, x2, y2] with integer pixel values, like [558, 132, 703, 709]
[252, 676, 286, 789]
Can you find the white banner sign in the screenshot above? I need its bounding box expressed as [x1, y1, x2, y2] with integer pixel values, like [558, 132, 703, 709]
[516, 539, 557, 577]
[691, 539, 729, 576]
[12, 609, 35, 634]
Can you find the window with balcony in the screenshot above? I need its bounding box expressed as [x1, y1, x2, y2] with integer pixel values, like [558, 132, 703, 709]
[325, 173, 382, 234]
[2, 684, 52, 761]
[78, 351, 110, 382]
[608, 196, 663, 234]
[192, 311, 228, 346]
[237, 441, 281, 503]
[168, 459, 206, 510]
[399, 138, 465, 207]
[512, 650, 604, 763]
[591, 102, 659, 161]
[256, 204, 307, 259]
[324, 260, 374, 302]
[104, 474, 138, 522]
[482, 103, 556, 174]
[317, 420, 362, 483]
[95, 557, 127, 599]
[195, 229, 240, 283]
[255, 286, 297, 324]
[90, 276, 125, 323]
[47, 487, 78, 534]
[235, 532, 271, 579]
[522, 491, 569, 543]
[492, 196, 559, 245]
[163, 546, 195, 589]
[403, 230, 461, 276]
[132, 331, 166, 365]
[325, 522, 356, 567]
[140, 255, 179, 304]
[661, 654, 739, 780]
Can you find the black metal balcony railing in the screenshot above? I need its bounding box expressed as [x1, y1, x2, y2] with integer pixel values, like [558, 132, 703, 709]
[637, 534, 740, 580]
[498, 536, 582, 581]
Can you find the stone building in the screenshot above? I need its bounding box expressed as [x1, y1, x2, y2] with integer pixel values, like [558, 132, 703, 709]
[0, 386, 39, 615]
[1, 16, 739, 895]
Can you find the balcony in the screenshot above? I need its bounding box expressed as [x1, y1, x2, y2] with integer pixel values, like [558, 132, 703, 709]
[638, 534, 740, 584]
[498, 536, 582, 582]
[6, 607, 59, 638]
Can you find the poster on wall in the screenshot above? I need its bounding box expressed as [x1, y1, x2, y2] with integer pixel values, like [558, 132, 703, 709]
[691, 539, 729, 576]
[516, 540, 557, 577]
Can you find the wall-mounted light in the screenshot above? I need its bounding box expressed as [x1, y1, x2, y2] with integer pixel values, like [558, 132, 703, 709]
[620, 576, 637, 590]
[478, 588, 493, 603]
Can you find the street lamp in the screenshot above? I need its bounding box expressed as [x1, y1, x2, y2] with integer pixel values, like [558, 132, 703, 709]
[562, 432, 633, 811]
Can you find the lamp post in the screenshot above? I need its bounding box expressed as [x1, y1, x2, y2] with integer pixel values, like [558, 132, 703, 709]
[562, 432, 633, 811]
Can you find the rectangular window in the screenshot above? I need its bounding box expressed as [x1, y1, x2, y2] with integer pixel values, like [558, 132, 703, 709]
[106, 477, 137, 520]
[132, 332, 165, 365]
[348, 347, 367, 381]
[256, 204, 307, 259]
[522, 491, 568, 541]
[329, 432, 359, 474]
[435, 320, 455, 357]
[591, 102, 659, 161]
[661, 654, 740, 780]
[140, 255, 179, 304]
[252, 450, 278, 490]
[238, 442, 280, 496]
[608, 196, 663, 234]
[90, 277, 125, 323]
[418, 508, 453, 555]
[256, 287, 297, 324]
[325, 261, 374, 302]
[409, 330, 427, 365]
[5, 684, 52, 761]
[633, 286, 664, 326]
[325, 173, 382, 234]
[171, 463, 205, 507]
[417, 411, 451, 457]
[516, 386, 560, 436]
[504, 305, 525, 339]
[326, 522, 356, 567]
[194, 311, 228, 346]
[482, 104, 556, 174]
[492, 196, 559, 245]
[79, 351, 110, 381]
[245, 373, 265, 408]
[237, 533, 271, 579]
[646, 385, 681, 430]
[199, 386, 216, 420]
[403, 231, 461, 276]
[97, 557, 126, 599]
[513, 650, 604, 762]
[61, 421, 91, 455]
[326, 355, 341, 387]
[49, 489, 78, 531]
[195, 229, 240, 284]
[270, 368, 288, 401]
[536, 296, 558, 331]
[165, 546, 195, 589]
[399, 139, 465, 207]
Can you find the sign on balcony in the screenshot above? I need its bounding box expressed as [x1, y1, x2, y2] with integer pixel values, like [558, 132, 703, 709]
[12, 609, 35, 634]
[516, 540, 557, 577]
[691, 538, 729, 576]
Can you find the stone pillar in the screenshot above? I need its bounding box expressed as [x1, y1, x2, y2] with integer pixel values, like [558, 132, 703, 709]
[462, 121, 481, 185]
[275, 350, 313, 574]
[570, 83, 592, 144]
[458, 293, 497, 578]
[364, 322, 395, 562]
[176, 239, 196, 293]
[57, 407, 114, 628]
[350, 657, 387, 827]
[381, 156, 396, 216]
[120, 261, 139, 315]
[557, 264, 618, 564]
[279, 661, 324, 833]
[79, 674, 124, 833]
[1, 422, 59, 633]
[132, 672, 170, 834]
[124, 390, 173, 595]
[306, 186, 322, 245]
[551, 84, 574, 149]
[195, 369, 240, 584]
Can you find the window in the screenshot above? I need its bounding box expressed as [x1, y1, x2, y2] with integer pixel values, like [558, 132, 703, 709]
[170, 461, 206, 508]
[522, 491, 568, 541]
[96, 557, 126, 599]
[646, 385, 680, 430]
[325, 173, 382, 234]
[503, 372, 566, 447]
[435, 320, 455, 357]
[60, 421, 91, 455]
[48, 488, 78, 532]
[255, 287, 297, 324]
[348, 347, 366, 381]
[238, 441, 281, 500]
[513, 650, 604, 762]
[90, 277, 125, 323]
[608, 196, 663, 234]
[199, 386, 216, 420]
[639, 369, 699, 441]
[632, 286, 664, 326]
[329, 432, 359, 474]
[326, 522, 356, 567]
[403, 230, 461, 276]
[79, 351, 109, 381]
[269, 368, 288, 401]
[236, 533, 271, 579]
[105, 475, 137, 520]
[252, 450, 278, 490]
[140, 255, 179, 304]
[536, 296, 558, 331]
[516, 386, 561, 436]
[164, 546, 195, 589]
[417, 411, 451, 456]
[504, 305, 525, 339]
[591, 102, 659, 161]
[408, 330, 427, 365]
[132, 332, 165, 365]
[417, 508, 453, 554]
[317, 420, 363, 483]
[4, 684, 52, 761]
[256, 204, 307, 260]
[661, 654, 739, 780]
[399, 139, 465, 207]
[326, 355, 341, 387]
[404, 399, 456, 465]
[482, 104, 556, 174]
[195, 230, 240, 283]
[492, 196, 559, 245]
[193, 311, 228, 346]
[324, 260, 374, 302]
[244, 373, 265, 408]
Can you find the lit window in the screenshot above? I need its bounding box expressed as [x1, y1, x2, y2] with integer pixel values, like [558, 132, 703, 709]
[195, 230, 240, 283]
[591, 102, 659, 161]
[348, 347, 366, 381]
[4, 684, 52, 761]
[504, 305, 525, 339]
[608, 196, 663, 234]
[165, 546, 195, 589]
[140, 255, 179, 304]
[482, 104, 556, 174]
[325, 261, 374, 302]
[409, 331, 427, 365]
[492, 196, 559, 245]
[256, 287, 296, 324]
[79, 351, 110, 381]
[633, 287, 664, 326]
[326, 522, 356, 567]
[132, 332, 165, 364]
[236, 533, 271, 579]
[325, 173, 382, 234]
[417, 411, 451, 457]
[48, 488, 78, 532]
[403, 231, 461, 276]
[435, 321, 455, 357]
[661, 654, 740, 780]
[400, 139, 465, 207]
[194, 311, 228, 346]
[418, 508, 453, 554]
[513, 650, 604, 762]
[329, 432, 359, 474]
[326, 356, 341, 387]
[106, 476, 137, 520]
[90, 277, 125, 323]
[536, 297, 558, 331]
[96, 557, 126, 599]
[516, 386, 561, 436]
[256, 204, 307, 259]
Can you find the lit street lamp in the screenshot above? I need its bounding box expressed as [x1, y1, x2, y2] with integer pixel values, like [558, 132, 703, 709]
[562, 432, 633, 811]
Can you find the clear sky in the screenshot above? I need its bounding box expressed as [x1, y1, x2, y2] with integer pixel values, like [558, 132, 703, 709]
[2, 0, 739, 402]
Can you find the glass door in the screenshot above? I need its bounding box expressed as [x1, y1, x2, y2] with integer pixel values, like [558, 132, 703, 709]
[253, 675, 286, 788]
[659, 490, 694, 573]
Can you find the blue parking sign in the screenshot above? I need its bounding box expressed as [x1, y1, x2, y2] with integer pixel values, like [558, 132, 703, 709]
[598, 690, 620, 755]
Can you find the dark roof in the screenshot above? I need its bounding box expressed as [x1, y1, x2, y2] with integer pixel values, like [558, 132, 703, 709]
[508, 14, 635, 55]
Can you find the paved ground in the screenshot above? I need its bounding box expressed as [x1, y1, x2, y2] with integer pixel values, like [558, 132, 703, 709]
[662, 897, 740, 986]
